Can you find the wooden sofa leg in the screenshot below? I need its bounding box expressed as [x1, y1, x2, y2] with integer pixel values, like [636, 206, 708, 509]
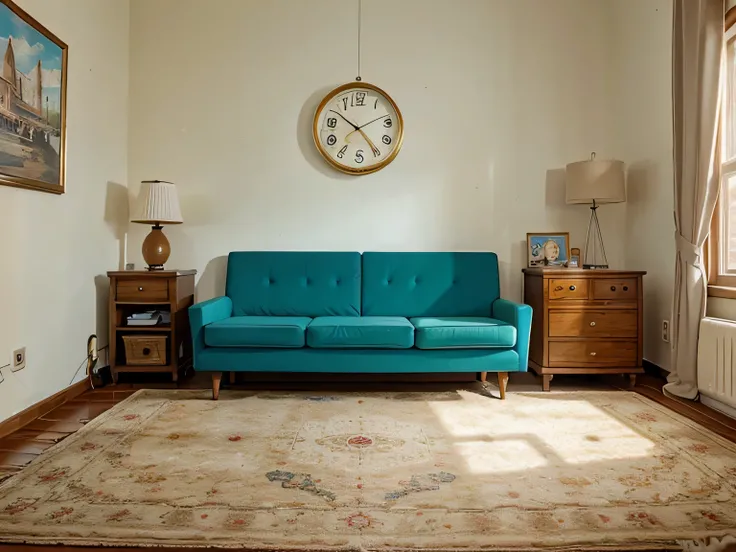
[497, 372, 509, 400]
[479, 372, 487, 383]
[212, 372, 223, 400]
[229, 371, 236, 385]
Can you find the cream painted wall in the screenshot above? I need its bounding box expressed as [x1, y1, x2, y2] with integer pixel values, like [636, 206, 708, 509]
[0, 0, 129, 421]
[610, 0, 674, 371]
[128, 0, 620, 305]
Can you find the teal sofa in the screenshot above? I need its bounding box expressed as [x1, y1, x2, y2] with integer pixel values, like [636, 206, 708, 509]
[189, 252, 532, 399]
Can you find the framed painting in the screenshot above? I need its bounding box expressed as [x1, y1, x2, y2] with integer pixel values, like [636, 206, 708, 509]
[0, 0, 67, 194]
[527, 232, 570, 268]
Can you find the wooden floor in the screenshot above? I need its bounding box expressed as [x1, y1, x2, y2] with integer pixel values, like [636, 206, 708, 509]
[0, 371, 735, 551]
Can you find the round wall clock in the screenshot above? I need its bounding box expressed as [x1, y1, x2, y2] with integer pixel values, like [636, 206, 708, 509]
[313, 82, 404, 175]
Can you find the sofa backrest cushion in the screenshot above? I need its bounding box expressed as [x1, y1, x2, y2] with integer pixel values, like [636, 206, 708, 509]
[362, 252, 500, 317]
[226, 252, 361, 317]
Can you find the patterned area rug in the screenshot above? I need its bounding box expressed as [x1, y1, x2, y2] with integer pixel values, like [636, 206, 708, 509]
[0, 389, 735, 550]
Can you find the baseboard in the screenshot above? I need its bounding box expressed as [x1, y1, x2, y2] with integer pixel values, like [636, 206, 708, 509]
[643, 360, 668, 380]
[0, 378, 90, 440]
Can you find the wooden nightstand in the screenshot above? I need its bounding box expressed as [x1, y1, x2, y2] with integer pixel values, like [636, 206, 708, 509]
[522, 268, 646, 391]
[107, 270, 196, 383]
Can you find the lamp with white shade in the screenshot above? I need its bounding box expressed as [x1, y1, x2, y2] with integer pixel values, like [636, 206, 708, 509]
[131, 180, 183, 271]
[565, 153, 626, 269]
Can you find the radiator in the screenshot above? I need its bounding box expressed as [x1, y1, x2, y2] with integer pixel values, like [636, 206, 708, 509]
[698, 317, 736, 409]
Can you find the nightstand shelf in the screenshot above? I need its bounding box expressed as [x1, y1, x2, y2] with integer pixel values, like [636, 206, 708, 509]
[116, 326, 172, 332]
[108, 269, 196, 383]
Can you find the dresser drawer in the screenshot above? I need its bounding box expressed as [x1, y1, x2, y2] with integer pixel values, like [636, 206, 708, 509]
[549, 340, 638, 366]
[592, 278, 637, 301]
[549, 279, 589, 300]
[116, 279, 169, 302]
[548, 310, 637, 338]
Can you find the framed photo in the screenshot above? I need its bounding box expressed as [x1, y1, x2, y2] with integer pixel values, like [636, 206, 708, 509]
[0, 0, 67, 194]
[527, 233, 570, 268]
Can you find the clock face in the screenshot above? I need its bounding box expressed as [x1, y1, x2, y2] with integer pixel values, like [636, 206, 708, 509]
[313, 82, 404, 175]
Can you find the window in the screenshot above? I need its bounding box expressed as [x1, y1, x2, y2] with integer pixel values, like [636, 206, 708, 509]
[709, 20, 736, 294]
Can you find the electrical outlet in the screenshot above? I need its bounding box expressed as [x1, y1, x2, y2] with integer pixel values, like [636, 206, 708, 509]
[11, 347, 26, 372]
[662, 320, 670, 343]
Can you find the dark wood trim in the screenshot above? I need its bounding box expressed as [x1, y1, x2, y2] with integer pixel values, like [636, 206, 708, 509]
[0, 379, 89, 440]
[643, 359, 669, 380]
[727, 5, 736, 32]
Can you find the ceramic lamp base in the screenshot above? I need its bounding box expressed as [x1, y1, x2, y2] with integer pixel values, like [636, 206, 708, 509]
[142, 225, 170, 271]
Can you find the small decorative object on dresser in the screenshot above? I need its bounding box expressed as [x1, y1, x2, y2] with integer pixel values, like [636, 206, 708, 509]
[108, 269, 196, 383]
[131, 180, 183, 270]
[526, 233, 570, 267]
[523, 268, 646, 391]
[569, 248, 581, 268]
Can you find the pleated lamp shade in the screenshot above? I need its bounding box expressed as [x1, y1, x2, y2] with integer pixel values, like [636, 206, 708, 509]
[131, 180, 183, 225]
[565, 157, 626, 205]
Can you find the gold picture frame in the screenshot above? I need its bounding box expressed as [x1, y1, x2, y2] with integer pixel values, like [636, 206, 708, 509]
[526, 232, 571, 268]
[0, 0, 68, 194]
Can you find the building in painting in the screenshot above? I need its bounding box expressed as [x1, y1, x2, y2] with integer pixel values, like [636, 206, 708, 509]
[0, 36, 58, 150]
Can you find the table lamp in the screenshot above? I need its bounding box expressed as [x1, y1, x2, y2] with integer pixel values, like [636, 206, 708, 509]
[131, 180, 183, 271]
[565, 153, 625, 269]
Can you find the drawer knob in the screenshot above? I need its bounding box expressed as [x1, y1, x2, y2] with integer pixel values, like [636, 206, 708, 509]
[590, 321, 596, 327]
[590, 351, 597, 356]
[555, 285, 563, 291]
[138, 287, 144, 292]
[142, 347, 151, 356]
[623, 286, 629, 291]
[569, 285, 576, 291]
[610, 286, 617, 291]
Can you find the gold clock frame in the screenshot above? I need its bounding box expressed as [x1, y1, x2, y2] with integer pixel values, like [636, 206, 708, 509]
[312, 82, 404, 176]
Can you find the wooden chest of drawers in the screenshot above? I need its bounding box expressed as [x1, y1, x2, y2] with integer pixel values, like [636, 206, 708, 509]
[522, 268, 646, 391]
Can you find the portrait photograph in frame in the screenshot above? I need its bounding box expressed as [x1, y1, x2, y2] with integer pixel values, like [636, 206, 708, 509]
[0, 0, 67, 194]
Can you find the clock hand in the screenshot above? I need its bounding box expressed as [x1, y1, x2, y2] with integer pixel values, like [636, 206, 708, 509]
[328, 109, 359, 131]
[344, 114, 391, 142]
[357, 114, 390, 130]
[357, 129, 381, 157]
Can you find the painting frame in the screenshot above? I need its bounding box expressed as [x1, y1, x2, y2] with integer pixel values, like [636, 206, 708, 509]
[526, 232, 571, 268]
[0, 0, 67, 195]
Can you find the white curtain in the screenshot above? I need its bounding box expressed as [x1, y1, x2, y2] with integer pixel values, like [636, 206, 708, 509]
[665, 0, 724, 399]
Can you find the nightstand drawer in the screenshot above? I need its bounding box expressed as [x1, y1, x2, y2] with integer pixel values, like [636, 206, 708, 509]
[549, 279, 589, 300]
[549, 311, 637, 338]
[592, 278, 637, 301]
[116, 279, 169, 302]
[549, 340, 637, 365]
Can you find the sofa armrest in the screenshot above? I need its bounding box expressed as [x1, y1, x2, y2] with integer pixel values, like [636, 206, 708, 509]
[492, 298, 532, 372]
[189, 296, 233, 366]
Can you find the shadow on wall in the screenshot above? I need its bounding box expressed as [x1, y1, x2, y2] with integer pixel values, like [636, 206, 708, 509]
[296, 86, 354, 181]
[94, 274, 109, 362]
[104, 181, 129, 270]
[545, 168, 567, 212]
[197, 256, 228, 302]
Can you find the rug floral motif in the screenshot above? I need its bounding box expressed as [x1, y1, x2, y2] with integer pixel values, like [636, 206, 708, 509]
[0, 388, 735, 550]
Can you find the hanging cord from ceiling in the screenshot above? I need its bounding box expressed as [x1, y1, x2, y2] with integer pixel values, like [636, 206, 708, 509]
[356, 0, 362, 81]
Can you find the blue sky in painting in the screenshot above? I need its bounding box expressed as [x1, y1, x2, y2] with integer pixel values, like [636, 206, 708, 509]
[0, 3, 62, 112]
[0, 4, 61, 72]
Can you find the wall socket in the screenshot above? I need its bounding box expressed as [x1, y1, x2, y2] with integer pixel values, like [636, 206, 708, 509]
[662, 320, 670, 343]
[11, 347, 26, 372]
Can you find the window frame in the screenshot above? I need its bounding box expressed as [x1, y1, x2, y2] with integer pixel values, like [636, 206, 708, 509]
[708, 10, 736, 299]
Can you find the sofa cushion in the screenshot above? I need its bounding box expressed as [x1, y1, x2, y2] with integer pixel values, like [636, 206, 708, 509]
[410, 317, 516, 349]
[307, 316, 414, 349]
[226, 252, 361, 317]
[362, 252, 500, 317]
[204, 316, 311, 348]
